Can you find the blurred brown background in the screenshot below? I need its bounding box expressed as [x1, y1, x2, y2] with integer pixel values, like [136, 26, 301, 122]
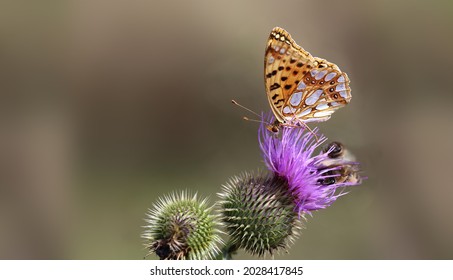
[1, 0, 452, 259]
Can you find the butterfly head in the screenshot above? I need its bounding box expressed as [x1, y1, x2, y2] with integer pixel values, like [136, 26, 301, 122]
[266, 119, 282, 134]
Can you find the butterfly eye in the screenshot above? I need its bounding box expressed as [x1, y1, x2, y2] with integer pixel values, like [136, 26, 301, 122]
[323, 141, 344, 158]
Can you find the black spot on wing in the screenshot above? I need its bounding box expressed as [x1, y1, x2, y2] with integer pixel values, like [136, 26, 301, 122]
[274, 99, 284, 105]
[270, 83, 281, 91]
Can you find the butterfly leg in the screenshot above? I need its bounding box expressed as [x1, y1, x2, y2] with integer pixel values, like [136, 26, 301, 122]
[298, 121, 319, 142]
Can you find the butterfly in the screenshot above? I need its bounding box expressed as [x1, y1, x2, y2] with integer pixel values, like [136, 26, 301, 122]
[264, 27, 352, 132]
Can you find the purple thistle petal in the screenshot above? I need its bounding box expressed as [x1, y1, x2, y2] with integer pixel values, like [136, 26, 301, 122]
[258, 114, 362, 215]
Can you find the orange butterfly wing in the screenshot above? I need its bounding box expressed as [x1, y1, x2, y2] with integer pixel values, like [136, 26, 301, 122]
[264, 27, 352, 124]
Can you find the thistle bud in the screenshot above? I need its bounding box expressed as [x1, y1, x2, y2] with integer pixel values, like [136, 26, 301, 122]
[218, 172, 303, 257]
[142, 192, 222, 260]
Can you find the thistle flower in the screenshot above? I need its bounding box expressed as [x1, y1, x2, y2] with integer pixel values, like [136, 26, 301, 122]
[259, 116, 362, 215]
[142, 191, 223, 260]
[217, 116, 362, 257]
[218, 172, 303, 257]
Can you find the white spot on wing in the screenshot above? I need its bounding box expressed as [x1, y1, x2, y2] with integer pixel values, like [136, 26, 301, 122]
[305, 89, 323, 106]
[314, 110, 334, 118]
[336, 83, 346, 91]
[296, 81, 306, 90]
[298, 108, 312, 117]
[330, 102, 340, 107]
[316, 103, 329, 110]
[268, 56, 275, 64]
[279, 47, 286, 54]
[339, 90, 348, 98]
[283, 106, 296, 114]
[325, 72, 337, 81]
[310, 70, 319, 77]
[337, 75, 345, 82]
[290, 92, 303, 106]
[315, 70, 327, 80]
[309, 116, 331, 122]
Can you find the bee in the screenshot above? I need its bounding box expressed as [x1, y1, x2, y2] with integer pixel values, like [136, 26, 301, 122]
[318, 141, 361, 185]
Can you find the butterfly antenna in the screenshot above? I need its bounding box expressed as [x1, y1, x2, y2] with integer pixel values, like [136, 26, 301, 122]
[231, 100, 262, 119]
[242, 116, 272, 125]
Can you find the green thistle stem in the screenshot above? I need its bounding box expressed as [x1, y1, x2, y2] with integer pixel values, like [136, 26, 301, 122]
[215, 240, 240, 260]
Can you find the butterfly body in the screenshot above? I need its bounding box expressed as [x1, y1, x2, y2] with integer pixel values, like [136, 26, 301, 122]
[264, 27, 352, 130]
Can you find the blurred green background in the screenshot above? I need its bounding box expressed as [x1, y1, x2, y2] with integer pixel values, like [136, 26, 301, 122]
[1, 0, 453, 259]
